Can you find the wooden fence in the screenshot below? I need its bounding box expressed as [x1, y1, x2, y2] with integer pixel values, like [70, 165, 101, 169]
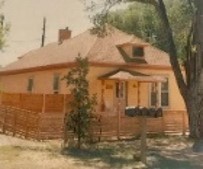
[0, 93, 72, 113]
[0, 93, 188, 140]
[90, 110, 188, 141]
[0, 93, 72, 140]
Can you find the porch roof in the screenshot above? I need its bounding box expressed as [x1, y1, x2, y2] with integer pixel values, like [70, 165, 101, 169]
[98, 69, 165, 82]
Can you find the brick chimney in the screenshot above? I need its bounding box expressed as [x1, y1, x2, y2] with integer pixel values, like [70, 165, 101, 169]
[58, 27, 71, 44]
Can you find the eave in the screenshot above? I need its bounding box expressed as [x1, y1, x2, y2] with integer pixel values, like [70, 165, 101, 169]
[0, 62, 173, 76]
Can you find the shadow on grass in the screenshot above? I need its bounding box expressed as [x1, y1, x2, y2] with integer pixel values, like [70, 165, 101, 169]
[62, 146, 136, 169]
[149, 152, 203, 169]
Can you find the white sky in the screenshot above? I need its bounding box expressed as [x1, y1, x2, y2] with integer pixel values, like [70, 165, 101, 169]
[0, 0, 92, 66]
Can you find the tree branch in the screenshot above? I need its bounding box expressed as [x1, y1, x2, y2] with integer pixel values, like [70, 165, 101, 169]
[155, 0, 188, 102]
[129, 0, 191, 102]
[185, 18, 194, 87]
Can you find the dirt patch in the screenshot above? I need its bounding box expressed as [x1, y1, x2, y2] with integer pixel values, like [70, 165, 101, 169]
[0, 134, 203, 169]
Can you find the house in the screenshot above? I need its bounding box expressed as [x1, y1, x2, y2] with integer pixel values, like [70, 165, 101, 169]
[0, 25, 186, 116]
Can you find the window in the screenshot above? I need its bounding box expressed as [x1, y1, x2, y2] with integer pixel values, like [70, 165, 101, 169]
[150, 83, 158, 107]
[115, 82, 124, 98]
[161, 79, 169, 106]
[133, 46, 144, 57]
[27, 77, 34, 92]
[150, 78, 169, 107]
[53, 74, 60, 93]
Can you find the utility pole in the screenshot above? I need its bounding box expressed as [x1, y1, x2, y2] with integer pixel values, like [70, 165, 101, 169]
[41, 17, 46, 47]
[0, 15, 4, 27]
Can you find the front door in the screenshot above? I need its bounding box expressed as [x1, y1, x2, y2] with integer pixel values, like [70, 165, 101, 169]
[114, 81, 127, 115]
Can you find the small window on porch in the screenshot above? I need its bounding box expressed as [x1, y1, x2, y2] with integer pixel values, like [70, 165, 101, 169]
[53, 74, 60, 94]
[27, 77, 34, 92]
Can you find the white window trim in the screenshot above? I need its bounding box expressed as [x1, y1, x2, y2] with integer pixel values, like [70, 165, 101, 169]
[148, 75, 170, 109]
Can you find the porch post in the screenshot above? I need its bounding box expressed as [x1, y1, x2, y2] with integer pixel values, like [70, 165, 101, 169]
[100, 80, 105, 112]
[42, 94, 46, 114]
[117, 81, 121, 140]
[137, 82, 140, 106]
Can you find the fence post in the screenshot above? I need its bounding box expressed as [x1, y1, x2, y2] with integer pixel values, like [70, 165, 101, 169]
[63, 94, 68, 146]
[117, 100, 121, 140]
[37, 94, 46, 140]
[2, 106, 7, 133]
[161, 111, 165, 134]
[0, 92, 2, 106]
[25, 110, 30, 139]
[63, 94, 66, 114]
[42, 94, 46, 114]
[12, 108, 17, 136]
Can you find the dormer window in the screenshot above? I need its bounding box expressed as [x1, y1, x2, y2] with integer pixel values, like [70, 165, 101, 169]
[117, 43, 147, 63]
[133, 46, 144, 57]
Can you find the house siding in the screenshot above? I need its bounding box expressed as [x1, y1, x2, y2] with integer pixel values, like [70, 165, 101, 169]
[0, 66, 186, 112]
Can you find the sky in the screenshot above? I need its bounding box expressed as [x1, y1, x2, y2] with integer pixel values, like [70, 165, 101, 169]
[0, 0, 92, 66]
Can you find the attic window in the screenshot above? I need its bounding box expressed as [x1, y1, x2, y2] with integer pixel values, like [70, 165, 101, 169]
[133, 46, 144, 57]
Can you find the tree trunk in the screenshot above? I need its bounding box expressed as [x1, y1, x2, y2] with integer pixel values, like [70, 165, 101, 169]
[186, 93, 201, 138]
[127, 0, 203, 138]
[156, 0, 203, 139]
[192, 0, 203, 138]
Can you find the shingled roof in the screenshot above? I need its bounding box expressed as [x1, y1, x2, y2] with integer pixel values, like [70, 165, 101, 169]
[1, 25, 170, 73]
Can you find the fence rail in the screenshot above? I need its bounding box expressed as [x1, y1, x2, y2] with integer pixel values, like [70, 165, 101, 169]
[0, 93, 71, 140]
[90, 110, 188, 141]
[0, 93, 188, 140]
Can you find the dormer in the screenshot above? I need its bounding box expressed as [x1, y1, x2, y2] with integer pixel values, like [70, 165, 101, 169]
[117, 42, 148, 63]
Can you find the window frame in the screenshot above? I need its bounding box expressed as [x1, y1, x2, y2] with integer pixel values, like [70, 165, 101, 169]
[27, 76, 34, 93]
[53, 73, 60, 94]
[149, 76, 169, 108]
[160, 78, 169, 107]
[115, 81, 125, 99]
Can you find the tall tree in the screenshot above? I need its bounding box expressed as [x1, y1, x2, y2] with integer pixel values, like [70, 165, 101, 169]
[107, 0, 192, 61]
[63, 56, 97, 149]
[0, 1, 9, 50]
[86, 0, 203, 138]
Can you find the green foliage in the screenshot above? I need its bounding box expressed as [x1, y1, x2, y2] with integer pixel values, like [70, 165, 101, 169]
[64, 56, 97, 148]
[0, 1, 9, 50]
[107, 0, 193, 60]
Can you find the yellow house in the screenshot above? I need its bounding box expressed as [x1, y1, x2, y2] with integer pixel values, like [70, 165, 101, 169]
[0, 25, 186, 115]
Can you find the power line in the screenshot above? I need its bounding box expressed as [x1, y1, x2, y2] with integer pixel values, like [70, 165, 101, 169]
[10, 38, 41, 43]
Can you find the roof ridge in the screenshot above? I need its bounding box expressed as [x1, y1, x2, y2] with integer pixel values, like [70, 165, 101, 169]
[148, 45, 169, 55]
[84, 34, 100, 58]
